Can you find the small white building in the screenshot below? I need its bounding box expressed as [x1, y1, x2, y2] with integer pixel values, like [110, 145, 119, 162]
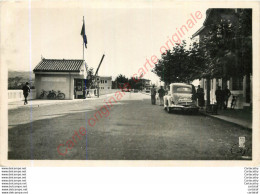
[33, 59, 87, 100]
[99, 76, 112, 95]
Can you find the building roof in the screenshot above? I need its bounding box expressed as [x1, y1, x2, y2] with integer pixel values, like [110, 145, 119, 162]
[33, 59, 85, 72]
[192, 9, 238, 39]
[192, 26, 206, 39]
[99, 76, 112, 79]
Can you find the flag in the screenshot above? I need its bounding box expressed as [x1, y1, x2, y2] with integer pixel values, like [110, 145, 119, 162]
[81, 23, 87, 48]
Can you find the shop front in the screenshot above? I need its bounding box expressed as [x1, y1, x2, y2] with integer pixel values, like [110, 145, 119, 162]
[74, 79, 88, 99]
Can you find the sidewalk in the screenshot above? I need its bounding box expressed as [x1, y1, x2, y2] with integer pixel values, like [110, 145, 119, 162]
[199, 107, 252, 129]
[8, 93, 115, 110]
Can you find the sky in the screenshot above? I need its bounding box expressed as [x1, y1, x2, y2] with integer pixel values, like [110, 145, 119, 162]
[1, 1, 207, 84]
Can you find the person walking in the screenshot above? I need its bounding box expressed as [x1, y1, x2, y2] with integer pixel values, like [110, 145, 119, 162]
[196, 85, 205, 107]
[151, 85, 156, 105]
[223, 86, 231, 109]
[215, 86, 223, 110]
[157, 86, 165, 106]
[22, 82, 30, 105]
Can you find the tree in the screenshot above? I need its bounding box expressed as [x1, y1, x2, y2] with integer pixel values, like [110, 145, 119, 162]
[128, 77, 142, 89]
[8, 76, 23, 89]
[236, 9, 252, 77]
[152, 41, 205, 85]
[86, 67, 95, 89]
[115, 74, 128, 84]
[200, 9, 252, 79]
[153, 9, 252, 86]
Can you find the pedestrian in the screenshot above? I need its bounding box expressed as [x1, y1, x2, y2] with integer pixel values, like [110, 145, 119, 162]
[86, 89, 90, 98]
[223, 86, 231, 109]
[74, 86, 77, 99]
[151, 85, 156, 105]
[215, 86, 223, 110]
[196, 85, 205, 107]
[83, 85, 86, 99]
[191, 84, 196, 101]
[22, 82, 30, 105]
[157, 86, 165, 106]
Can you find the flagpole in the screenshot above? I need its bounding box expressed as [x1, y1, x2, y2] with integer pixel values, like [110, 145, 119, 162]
[83, 16, 84, 61]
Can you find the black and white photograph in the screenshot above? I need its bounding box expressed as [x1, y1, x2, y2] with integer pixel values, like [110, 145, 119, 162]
[1, 1, 259, 164]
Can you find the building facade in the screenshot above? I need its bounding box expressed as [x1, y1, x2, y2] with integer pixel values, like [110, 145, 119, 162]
[99, 76, 112, 90]
[192, 9, 252, 109]
[33, 59, 87, 100]
[98, 76, 112, 95]
[140, 78, 151, 91]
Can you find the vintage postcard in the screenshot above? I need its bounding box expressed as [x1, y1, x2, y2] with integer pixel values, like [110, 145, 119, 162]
[0, 0, 259, 166]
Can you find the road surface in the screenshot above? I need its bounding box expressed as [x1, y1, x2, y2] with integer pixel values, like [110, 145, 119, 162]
[8, 93, 252, 160]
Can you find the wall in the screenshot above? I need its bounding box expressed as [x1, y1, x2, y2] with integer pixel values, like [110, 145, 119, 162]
[88, 89, 118, 96]
[100, 89, 118, 95]
[35, 74, 71, 100]
[35, 73, 86, 100]
[8, 89, 36, 102]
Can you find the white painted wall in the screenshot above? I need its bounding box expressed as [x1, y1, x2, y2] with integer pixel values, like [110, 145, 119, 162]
[8, 89, 36, 102]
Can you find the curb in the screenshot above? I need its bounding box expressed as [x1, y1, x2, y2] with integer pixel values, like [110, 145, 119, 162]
[8, 93, 115, 110]
[199, 110, 252, 130]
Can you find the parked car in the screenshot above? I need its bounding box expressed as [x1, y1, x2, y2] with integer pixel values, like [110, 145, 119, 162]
[163, 83, 199, 113]
[133, 89, 139, 93]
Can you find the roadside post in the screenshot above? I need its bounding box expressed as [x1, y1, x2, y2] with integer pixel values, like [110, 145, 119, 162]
[96, 76, 100, 98]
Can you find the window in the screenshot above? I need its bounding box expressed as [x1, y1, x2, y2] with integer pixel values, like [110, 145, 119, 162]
[105, 80, 107, 83]
[173, 86, 192, 94]
[232, 76, 243, 90]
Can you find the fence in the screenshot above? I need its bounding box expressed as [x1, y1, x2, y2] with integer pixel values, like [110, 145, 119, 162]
[8, 89, 36, 102]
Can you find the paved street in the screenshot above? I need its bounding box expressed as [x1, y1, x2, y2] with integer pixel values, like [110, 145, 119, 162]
[8, 93, 252, 160]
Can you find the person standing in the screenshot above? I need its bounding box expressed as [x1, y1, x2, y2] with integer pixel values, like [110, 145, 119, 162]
[196, 85, 205, 107]
[215, 86, 223, 110]
[157, 86, 165, 106]
[151, 85, 156, 105]
[223, 86, 231, 109]
[83, 85, 86, 99]
[22, 82, 30, 105]
[86, 89, 90, 98]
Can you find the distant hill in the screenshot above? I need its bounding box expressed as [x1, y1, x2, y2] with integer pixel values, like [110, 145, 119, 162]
[8, 71, 35, 89]
[8, 71, 35, 80]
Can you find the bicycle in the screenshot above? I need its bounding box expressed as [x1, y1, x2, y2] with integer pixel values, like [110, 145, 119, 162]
[230, 95, 238, 109]
[54, 90, 65, 100]
[47, 90, 56, 100]
[39, 90, 48, 99]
